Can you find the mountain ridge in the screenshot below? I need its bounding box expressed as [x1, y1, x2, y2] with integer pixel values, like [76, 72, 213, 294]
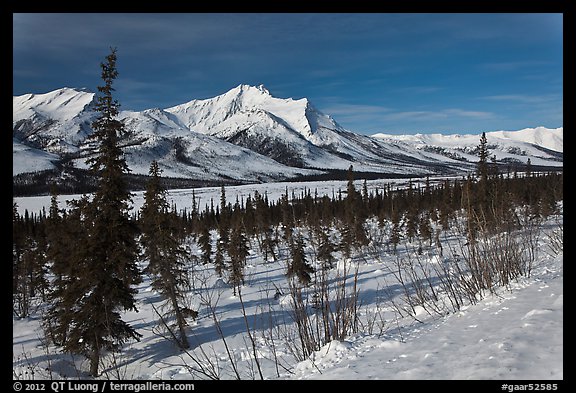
[13, 85, 563, 189]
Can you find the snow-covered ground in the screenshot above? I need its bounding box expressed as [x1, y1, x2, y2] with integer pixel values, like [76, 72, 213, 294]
[13, 181, 562, 381]
[289, 262, 562, 380]
[14, 177, 458, 217]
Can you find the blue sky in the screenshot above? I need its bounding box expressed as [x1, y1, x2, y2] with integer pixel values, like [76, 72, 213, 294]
[13, 13, 563, 135]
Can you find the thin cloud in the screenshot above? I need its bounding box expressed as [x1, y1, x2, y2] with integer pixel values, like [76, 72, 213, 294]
[321, 103, 394, 125]
[392, 86, 444, 95]
[443, 109, 495, 118]
[324, 104, 394, 116]
[480, 60, 553, 72]
[382, 108, 494, 122]
[482, 94, 560, 104]
[320, 103, 495, 134]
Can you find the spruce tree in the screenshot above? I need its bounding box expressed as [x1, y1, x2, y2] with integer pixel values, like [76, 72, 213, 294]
[280, 191, 294, 243]
[198, 225, 212, 265]
[228, 220, 249, 296]
[390, 205, 402, 254]
[45, 196, 89, 346]
[43, 191, 68, 344]
[340, 166, 367, 257]
[141, 161, 191, 349]
[439, 179, 452, 230]
[317, 230, 336, 270]
[477, 132, 489, 184]
[12, 202, 24, 316]
[214, 186, 229, 277]
[419, 213, 433, 247]
[254, 190, 277, 262]
[405, 180, 419, 242]
[475, 132, 491, 221]
[13, 207, 49, 318]
[47, 49, 142, 376]
[287, 233, 315, 285]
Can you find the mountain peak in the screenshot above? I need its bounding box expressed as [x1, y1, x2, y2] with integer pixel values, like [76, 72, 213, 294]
[256, 84, 270, 95]
[234, 83, 271, 96]
[13, 87, 96, 124]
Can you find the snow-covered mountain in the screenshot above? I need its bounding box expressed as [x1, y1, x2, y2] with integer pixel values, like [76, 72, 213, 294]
[12, 86, 322, 183]
[164, 84, 348, 168]
[13, 85, 563, 186]
[372, 127, 563, 168]
[13, 87, 96, 155]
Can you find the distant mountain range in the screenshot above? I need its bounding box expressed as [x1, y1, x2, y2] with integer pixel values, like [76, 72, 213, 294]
[13, 85, 563, 192]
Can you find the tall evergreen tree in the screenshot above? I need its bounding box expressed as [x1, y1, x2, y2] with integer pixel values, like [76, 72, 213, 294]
[43, 190, 67, 343]
[341, 166, 368, 256]
[227, 220, 249, 296]
[198, 225, 212, 265]
[12, 205, 50, 310]
[253, 190, 277, 262]
[389, 200, 402, 254]
[419, 212, 433, 247]
[141, 161, 191, 349]
[214, 185, 229, 277]
[280, 190, 294, 243]
[12, 202, 23, 314]
[44, 196, 89, 346]
[404, 181, 419, 243]
[47, 49, 142, 376]
[477, 132, 489, 184]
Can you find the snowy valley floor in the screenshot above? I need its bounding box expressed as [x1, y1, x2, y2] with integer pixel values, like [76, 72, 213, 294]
[288, 264, 563, 380]
[13, 238, 563, 381]
[13, 184, 563, 381]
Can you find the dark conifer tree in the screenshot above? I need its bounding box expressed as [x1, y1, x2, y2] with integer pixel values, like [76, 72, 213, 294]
[214, 185, 229, 277]
[339, 222, 354, 259]
[15, 235, 44, 317]
[12, 201, 33, 318]
[438, 179, 452, 231]
[28, 217, 49, 302]
[12, 201, 24, 316]
[254, 190, 277, 262]
[390, 202, 402, 254]
[475, 132, 491, 222]
[44, 196, 90, 346]
[43, 190, 68, 343]
[317, 230, 336, 270]
[341, 166, 368, 256]
[287, 233, 315, 285]
[47, 49, 142, 376]
[280, 191, 294, 244]
[188, 189, 198, 234]
[140, 161, 191, 349]
[477, 132, 489, 184]
[419, 212, 433, 247]
[198, 224, 212, 265]
[228, 219, 249, 296]
[405, 181, 419, 242]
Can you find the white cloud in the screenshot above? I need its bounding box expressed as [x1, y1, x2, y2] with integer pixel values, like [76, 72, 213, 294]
[482, 94, 559, 104]
[381, 108, 494, 122]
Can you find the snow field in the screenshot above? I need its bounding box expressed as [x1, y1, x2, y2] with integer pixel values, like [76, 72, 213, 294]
[13, 182, 563, 381]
